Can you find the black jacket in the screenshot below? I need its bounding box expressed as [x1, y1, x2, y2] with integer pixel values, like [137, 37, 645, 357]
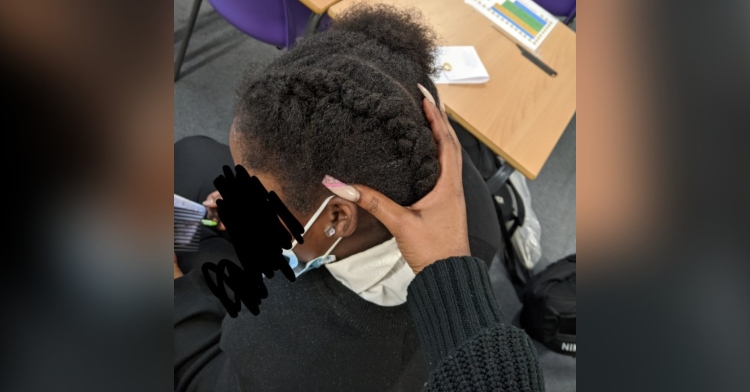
[174, 256, 543, 391]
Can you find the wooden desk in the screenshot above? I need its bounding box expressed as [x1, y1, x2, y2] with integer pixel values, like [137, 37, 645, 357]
[299, 0, 341, 15]
[329, 0, 576, 179]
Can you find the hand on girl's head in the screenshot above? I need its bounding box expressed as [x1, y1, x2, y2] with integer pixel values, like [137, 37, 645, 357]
[326, 90, 470, 274]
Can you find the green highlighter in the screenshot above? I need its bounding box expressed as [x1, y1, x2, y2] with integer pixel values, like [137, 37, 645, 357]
[201, 219, 218, 227]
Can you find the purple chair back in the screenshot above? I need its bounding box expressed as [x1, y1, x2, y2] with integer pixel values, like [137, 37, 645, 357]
[208, 0, 313, 48]
[532, 0, 576, 24]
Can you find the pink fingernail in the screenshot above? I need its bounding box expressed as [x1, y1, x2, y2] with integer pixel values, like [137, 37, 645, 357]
[322, 175, 360, 202]
[417, 83, 436, 107]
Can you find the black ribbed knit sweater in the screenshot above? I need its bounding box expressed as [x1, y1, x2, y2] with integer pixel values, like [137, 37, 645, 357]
[174, 257, 543, 391]
[408, 257, 544, 391]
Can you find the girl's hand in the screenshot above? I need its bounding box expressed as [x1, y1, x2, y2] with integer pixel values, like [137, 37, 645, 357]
[324, 86, 470, 274]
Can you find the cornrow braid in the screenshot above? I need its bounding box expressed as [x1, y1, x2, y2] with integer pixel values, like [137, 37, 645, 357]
[234, 4, 441, 214]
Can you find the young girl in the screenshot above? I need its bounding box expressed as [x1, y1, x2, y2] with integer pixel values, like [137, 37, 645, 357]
[174, 5, 502, 391]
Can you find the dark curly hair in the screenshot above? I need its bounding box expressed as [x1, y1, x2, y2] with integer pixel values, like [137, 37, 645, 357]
[234, 4, 443, 214]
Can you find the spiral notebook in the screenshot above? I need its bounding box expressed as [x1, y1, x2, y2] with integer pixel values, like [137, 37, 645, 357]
[174, 194, 206, 252]
[465, 0, 558, 51]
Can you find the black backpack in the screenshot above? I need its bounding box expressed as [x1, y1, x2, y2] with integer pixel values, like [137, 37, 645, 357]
[520, 254, 576, 356]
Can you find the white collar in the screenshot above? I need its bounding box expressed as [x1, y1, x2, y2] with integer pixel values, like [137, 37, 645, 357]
[325, 238, 415, 306]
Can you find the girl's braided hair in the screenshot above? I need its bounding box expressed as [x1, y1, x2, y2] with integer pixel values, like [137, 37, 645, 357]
[234, 4, 442, 214]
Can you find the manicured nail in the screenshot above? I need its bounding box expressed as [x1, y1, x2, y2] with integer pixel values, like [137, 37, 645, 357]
[439, 99, 445, 112]
[322, 175, 360, 202]
[202, 200, 211, 206]
[417, 83, 436, 107]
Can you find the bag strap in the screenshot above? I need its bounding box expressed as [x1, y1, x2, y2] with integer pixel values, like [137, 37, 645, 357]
[495, 192, 531, 298]
[505, 179, 526, 237]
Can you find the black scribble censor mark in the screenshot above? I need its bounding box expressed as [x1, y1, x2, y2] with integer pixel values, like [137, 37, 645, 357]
[202, 165, 304, 317]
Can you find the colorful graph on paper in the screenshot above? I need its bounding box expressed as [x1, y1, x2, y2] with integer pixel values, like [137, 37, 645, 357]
[465, 0, 558, 50]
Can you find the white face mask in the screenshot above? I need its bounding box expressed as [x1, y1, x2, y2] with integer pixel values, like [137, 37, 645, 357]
[282, 195, 342, 277]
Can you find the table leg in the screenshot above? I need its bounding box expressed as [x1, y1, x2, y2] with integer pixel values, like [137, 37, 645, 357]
[174, 0, 203, 81]
[304, 13, 324, 37]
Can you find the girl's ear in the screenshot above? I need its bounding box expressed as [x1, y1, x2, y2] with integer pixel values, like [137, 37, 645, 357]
[325, 197, 359, 238]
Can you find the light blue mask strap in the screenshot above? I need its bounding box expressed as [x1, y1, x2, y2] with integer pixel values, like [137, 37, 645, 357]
[294, 254, 337, 277]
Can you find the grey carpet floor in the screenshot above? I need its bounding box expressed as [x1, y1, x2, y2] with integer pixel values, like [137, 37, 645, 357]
[174, 1, 575, 389]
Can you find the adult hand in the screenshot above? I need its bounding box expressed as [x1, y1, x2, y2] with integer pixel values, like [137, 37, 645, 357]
[202, 190, 226, 231]
[323, 85, 470, 274]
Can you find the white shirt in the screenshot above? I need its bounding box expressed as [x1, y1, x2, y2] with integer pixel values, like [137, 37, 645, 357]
[325, 238, 415, 306]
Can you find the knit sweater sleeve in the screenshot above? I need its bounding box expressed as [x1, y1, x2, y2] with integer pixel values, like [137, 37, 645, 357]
[407, 256, 544, 391]
[174, 270, 239, 392]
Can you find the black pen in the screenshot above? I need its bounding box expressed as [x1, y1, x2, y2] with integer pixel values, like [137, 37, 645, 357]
[515, 44, 557, 77]
[490, 24, 557, 77]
